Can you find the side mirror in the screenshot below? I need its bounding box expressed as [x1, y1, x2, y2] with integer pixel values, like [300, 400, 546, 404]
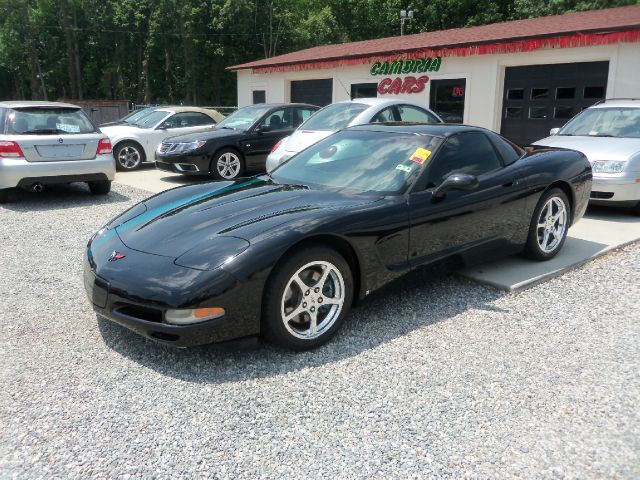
[157, 123, 169, 130]
[256, 125, 272, 133]
[549, 127, 560, 136]
[433, 173, 479, 199]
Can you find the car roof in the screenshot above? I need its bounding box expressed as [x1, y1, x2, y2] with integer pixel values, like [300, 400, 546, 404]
[589, 99, 640, 109]
[336, 97, 438, 109]
[0, 100, 81, 109]
[348, 122, 490, 137]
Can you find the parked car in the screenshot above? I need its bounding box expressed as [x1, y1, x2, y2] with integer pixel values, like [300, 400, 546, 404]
[533, 99, 640, 214]
[265, 98, 442, 172]
[0, 101, 114, 204]
[100, 106, 225, 171]
[85, 124, 591, 350]
[155, 103, 319, 179]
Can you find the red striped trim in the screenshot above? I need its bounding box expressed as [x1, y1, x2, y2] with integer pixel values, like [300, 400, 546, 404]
[251, 29, 640, 74]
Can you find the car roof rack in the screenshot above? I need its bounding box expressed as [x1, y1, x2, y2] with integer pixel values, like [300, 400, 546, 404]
[593, 98, 640, 105]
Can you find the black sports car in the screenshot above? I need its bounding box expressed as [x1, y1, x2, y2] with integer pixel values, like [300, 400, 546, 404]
[155, 103, 319, 179]
[85, 124, 592, 350]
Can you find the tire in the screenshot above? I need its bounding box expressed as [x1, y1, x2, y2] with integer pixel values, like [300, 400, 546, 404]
[114, 142, 145, 171]
[88, 180, 111, 195]
[0, 188, 8, 204]
[632, 202, 640, 216]
[210, 148, 245, 180]
[262, 245, 354, 350]
[523, 188, 571, 261]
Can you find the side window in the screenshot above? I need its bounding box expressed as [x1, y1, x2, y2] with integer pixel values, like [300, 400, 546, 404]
[398, 105, 439, 123]
[159, 114, 180, 128]
[487, 132, 524, 166]
[181, 112, 216, 127]
[295, 107, 317, 127]
[259, 108, 293, 131]
[427, 133, 503, 186]
[371, 107, 398, 123]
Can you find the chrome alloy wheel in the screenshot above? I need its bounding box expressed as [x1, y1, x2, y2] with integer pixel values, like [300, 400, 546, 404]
[117, 146, 141, 169]
[280, 260, 345, 340]
[216, 152, 241, 179]
[536, 197, 567, 253]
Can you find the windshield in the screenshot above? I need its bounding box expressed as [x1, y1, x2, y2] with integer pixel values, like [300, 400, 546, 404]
[4, 107, 97, 135]
[300, 103, 369, 131]
[559, 107, 640, 138]
[271, 130, 440, 195]
[122, 107, 156, 124]
[215, 105, 273, 130]
[132, 110, 170, 128]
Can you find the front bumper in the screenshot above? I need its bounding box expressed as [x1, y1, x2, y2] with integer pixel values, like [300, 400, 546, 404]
[0, 155, 115, 189]
[155, 152, 210, 176]
[590, 173, 640, 205]
[84, 231, 261, 347]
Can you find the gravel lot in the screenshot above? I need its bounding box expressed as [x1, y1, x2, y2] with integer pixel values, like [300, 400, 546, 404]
[1, 183, 639, 479]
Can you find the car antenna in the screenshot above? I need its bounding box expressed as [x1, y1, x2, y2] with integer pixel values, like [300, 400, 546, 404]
[336, 78, 353, 100]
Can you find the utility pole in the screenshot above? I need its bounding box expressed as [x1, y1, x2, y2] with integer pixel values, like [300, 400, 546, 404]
[400, 9, 414, 36]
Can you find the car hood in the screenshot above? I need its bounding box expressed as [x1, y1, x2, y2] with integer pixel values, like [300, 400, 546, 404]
[165, 128, 239, 143]
[533, 135, 640, 162]
[113, 177, 378, 258]
[284, 129, 335, 153]
[99, 124, 143, 137]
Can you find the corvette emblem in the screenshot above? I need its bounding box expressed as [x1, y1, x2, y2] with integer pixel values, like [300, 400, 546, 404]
[108, 251, 126, 262]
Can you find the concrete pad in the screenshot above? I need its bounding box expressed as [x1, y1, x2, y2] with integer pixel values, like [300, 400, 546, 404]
[114, 170, 640, 291]
[459, 206, 640, 291]
[114, 165, 208, 194]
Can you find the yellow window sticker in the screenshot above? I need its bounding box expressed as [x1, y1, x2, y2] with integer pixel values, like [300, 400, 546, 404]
[396, 164, 413, 173]
[409, 147, 432, 165]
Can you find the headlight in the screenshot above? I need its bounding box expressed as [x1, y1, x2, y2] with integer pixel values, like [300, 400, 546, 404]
[160, 140, 206, 154]
[592, 160, 627, 173]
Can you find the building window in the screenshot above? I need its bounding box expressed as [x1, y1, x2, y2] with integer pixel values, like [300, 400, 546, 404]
[556, 87, 575, 99]
[252, 90, 266, 104]
[505, 107, 522, 119]
[351, 83, 378, 99]
[429, 78, 466, 123]
[554, 106, 574, 119]
[507, 89, 524, 100]
[529, 107, 548, 119]
[531, 88, 549, 100]
[583, 86, 605, 99]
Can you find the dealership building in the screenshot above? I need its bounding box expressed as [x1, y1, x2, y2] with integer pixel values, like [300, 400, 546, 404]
[228, 5, 640, 145]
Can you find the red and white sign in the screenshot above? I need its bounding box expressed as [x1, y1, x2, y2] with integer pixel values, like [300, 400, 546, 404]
[377, 75, 429, 95]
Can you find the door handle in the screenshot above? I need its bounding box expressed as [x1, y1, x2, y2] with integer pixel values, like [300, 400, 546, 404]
[502, 179, 518, 187]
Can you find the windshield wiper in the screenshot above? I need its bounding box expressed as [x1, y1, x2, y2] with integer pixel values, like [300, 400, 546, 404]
[217, 126, 235, 130]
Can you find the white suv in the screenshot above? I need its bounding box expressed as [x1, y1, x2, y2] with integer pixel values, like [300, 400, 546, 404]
[0, 101, 115, 204]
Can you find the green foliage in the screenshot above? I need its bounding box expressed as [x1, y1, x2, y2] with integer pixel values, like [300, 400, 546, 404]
[0, 0, 635, 105]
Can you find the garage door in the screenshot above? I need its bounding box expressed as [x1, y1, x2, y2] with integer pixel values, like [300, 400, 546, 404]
[290, 79, 333, 107]
[500, 61, 609, 146]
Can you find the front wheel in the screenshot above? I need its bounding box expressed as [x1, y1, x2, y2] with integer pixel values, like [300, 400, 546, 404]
[262, 246, 354, 350]
[115, 142, 145, 171]
[88, 180, 111, 195]
[211, 149, 244, 180]
[523, 188, 570, 261]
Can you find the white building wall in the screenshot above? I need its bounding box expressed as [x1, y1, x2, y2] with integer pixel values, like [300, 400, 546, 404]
[235, 43, 640, 132]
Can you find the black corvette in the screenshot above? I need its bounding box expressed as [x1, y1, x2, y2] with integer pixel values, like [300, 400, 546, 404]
[85, 124, 591, 350]
[155, 103, 319, 179]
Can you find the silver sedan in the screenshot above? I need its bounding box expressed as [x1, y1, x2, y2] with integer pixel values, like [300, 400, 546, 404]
[534, 99, 640, 214]
[266, 98, 442, 172]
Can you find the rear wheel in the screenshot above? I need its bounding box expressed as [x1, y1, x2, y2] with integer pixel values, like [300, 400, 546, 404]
[0, 188, 8, 204]
[115, 142, 145, 171]
[211, 149, 244, 180]
[523, 188, 570, 261]
[88, 180, 111, 195]
[262, 246, 353, 350]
